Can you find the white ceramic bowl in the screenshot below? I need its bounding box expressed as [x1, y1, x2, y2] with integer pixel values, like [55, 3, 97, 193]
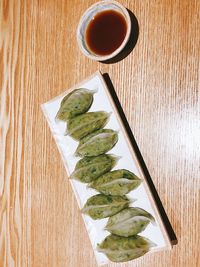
[77, 0, 131, 61]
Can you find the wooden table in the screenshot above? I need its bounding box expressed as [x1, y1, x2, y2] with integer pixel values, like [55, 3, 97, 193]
[0, 0, 199, 266]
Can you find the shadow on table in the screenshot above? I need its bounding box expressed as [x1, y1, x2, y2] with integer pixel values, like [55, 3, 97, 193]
[103, 73, 178, 246]
[101, 10, 139, 64]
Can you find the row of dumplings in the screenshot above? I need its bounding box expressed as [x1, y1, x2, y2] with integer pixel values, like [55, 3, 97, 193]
[56, 88, 156, 262]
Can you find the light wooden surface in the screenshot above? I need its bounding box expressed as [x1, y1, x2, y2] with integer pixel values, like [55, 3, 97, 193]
[0, 0, 199, 267]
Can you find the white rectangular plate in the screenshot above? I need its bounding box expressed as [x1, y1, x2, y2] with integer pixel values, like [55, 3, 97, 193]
[41, 71, 172, 265]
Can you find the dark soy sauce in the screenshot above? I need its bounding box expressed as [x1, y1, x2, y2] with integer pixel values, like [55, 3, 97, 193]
[86, 10, 127, 56]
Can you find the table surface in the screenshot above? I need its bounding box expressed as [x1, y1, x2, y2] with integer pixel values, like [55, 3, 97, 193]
[0, 0, 199, 267]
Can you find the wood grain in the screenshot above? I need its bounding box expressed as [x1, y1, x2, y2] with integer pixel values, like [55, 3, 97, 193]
[0, 0, 199, 267]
